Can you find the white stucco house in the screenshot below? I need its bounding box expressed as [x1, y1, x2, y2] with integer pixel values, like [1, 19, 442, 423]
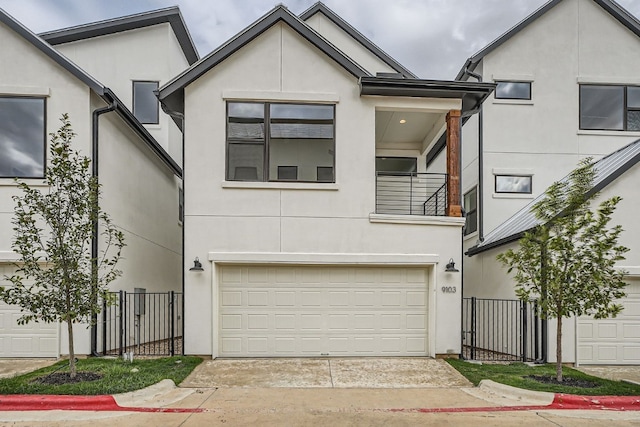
[158, 2, 495, 358]
[0, 7, 197, 357]
[449, 0, 640, 364]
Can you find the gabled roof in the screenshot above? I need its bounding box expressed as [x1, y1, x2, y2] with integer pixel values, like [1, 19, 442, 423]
[466, 139, 640, 256]
[0, 7, 181, 177]
[299, 2, 417, 78]
[158, 5, 370, 116]
[455, 0, 640, 80]
[39, 6, 199, 65]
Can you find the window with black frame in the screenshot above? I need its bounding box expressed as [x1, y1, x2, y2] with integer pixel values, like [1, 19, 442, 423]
[495, 175, 532, 194]
[133, 81, 159, 124]
[580, 84, 640, 131]
[463, 187, 477, 236]
[0, 96, 45, 179]
[226, 102, 335, 182]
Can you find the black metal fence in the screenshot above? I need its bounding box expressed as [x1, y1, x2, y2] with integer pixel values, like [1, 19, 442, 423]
[462, 297, 543, 362]
[375, 172, 448, 216]
[97, 291, 183, 357]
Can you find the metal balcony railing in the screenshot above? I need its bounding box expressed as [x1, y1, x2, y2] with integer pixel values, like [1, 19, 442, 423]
[375, 172, 448, 216]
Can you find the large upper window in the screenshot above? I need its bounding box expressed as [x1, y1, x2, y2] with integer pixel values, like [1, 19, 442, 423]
[463, 187, 477, 236]
[0, 97, 45, 178]
[133, 81, 159, 124]
[226, 102, 335, 182]
[495, 81, 531, 100]
[495, 175, 532, 194]
[580, 84, 640, 131]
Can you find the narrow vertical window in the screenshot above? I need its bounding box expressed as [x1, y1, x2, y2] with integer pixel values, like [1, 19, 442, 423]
[133, 81, 159, 124]
[178, 187, 184, 223]
[463, 187, 477, 236]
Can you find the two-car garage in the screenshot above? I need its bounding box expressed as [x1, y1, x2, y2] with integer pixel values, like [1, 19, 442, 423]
[218, 265, 430, 357]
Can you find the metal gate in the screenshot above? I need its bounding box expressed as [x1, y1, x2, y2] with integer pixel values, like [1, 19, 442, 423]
[97, 291, 183, 356]
[462, 297, 544, 362]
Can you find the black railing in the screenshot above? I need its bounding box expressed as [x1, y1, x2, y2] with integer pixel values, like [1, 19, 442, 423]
[97, 291, 183, 357]
[462, 297, 543, 362]
[375, 172, 448, 216]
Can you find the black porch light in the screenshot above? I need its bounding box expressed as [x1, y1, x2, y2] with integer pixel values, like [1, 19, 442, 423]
[189, 257, 204, 271]
[445, 258, 459, 273]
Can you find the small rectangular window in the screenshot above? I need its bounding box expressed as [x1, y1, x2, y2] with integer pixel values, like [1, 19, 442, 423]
[463, 187, 477, 236]
[178, 187, 184, 223]
[133, 81, 159, 124]
[0, 96, 46, 178]
[495, 81, 531, 100]
[495, 175, 532, 194]
[375, 157, 417, 174]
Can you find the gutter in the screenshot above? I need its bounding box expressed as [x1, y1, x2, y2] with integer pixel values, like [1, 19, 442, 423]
[461, 67, 485, 243]
[90, 95, 118, 357]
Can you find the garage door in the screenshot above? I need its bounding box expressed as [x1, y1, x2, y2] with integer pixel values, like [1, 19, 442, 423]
[219, 266, 428, 357]
[0, 302, 58, 357]
[577, 279, 640, 364]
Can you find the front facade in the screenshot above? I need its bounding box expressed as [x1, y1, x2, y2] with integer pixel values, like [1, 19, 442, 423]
[454, 0, 640, 364]
[0, 8, 195, 357]
[160, 3, 493, 358]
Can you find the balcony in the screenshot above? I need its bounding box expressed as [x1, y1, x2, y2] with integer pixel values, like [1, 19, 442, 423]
[375, 172, 448, 216]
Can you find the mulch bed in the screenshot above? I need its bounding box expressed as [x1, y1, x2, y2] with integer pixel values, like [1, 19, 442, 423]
[34, 372, 103, 385]
[527, 375, 599, 388]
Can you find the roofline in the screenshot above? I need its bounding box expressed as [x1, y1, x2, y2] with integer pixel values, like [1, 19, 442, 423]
[299, 2, 418, 78]
[103, 89, 182, 177]
[467, 140, 640, 256]
[455, 0, 563, 80]
[455, 0, 640, 81]
[0, 7, 105, 94]
[39, 6, 199, 65]
[360, 77, 495, 113]
[158, 5, 370, 113]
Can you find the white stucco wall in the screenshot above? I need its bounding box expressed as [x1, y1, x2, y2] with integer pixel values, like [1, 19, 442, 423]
[182, 22, 464, 358]
[463, 0, 640, 236]
[53, 23, 189, 165]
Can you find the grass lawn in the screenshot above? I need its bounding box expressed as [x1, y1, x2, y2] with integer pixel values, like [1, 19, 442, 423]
[0, 356, 202, 395]
[447, 359, 640, 396]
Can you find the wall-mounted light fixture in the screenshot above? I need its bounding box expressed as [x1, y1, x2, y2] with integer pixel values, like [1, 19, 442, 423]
[445, 258, 459, 272]
[189, 257, 204, 271]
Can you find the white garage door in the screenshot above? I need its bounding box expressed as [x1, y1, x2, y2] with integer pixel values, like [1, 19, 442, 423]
[219, 266, 429, 357]
[0, 302, 58, 357]
[577, 279, 640, 364]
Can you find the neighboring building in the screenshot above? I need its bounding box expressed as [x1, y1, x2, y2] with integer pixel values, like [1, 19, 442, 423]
[449, 0, 640, 364]
[159, 2, 494, 358]
[0, 7, 197, 357]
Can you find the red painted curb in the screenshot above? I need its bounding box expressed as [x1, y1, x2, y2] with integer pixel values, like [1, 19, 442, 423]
[0, 394, 206, 413]
[551, 394, 640, 410]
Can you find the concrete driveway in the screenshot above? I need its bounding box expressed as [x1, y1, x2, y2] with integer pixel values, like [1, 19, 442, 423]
[576, 365, 640, 384]
[180, 357, 472, 388]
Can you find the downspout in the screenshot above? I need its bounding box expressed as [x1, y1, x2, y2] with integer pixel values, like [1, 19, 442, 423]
[462, 67, 484, 242]
[161, 103, 185, 354]
[90, 97, 117, 357]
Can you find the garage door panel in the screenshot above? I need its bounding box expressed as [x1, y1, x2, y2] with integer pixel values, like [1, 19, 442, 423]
[219, 266, 429, 357]
[577, 279, 640, 364]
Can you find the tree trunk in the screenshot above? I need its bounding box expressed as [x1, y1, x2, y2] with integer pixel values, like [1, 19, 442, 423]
[556, 316, 563, 382]
[67, 319, 76, 379]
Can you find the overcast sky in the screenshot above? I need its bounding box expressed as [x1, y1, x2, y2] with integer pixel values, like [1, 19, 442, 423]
[1, 0, 640, 79]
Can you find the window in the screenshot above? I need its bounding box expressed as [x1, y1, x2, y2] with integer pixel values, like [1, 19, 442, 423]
[495, 81, 531, 100]
[580, 84, 640, 131]
[133, 81, 159, 124]
[495, 175, 532, 194]
[178, 187, 184, 223]
[0, 97, 45, 178]
[463, 187, 477, 236]
[226, 102, 335, 182]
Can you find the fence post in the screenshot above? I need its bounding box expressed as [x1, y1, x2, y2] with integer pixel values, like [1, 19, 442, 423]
[118, 290, 125, 356]
[101, 296, 107, 356]
[521, 301, 528, 362]
[169, 291, 175, 356]
[470, 297, 476, 360]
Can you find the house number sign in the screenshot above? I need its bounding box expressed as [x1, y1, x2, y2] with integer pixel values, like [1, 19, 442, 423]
[441, 286, 457, 293]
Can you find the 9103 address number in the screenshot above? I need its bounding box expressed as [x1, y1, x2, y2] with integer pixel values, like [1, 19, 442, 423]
[441, 286, 457, 293]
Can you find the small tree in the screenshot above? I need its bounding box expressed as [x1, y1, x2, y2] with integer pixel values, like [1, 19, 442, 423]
[1, 114, 124, 378]
[497, 158, 628, 382]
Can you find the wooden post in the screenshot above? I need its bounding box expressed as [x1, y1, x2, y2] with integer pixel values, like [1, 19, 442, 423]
[446, 110, 462, 217]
